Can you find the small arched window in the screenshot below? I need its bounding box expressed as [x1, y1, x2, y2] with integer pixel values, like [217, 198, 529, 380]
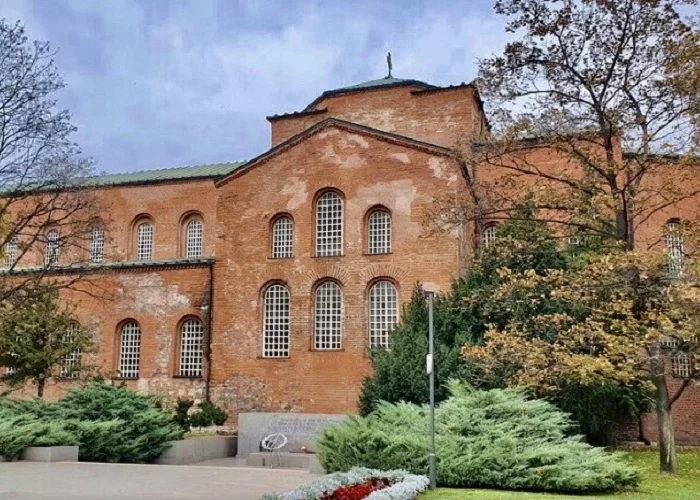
[368, 280, 398, 349]
[271, 216, 293, 259]
[185, 219, 204, 258]
[90, 223, 105, 264]
[368, 209, 392, 254]
[136, 221, 154, 261]
[118, 321, 141, 379]
[482, 224, 497, 249]
[314, 281, 343, 350]
[316, 191, 343, 257]
[60, 322, 81, 378]
[263, 284, 290, 357]
[665, 220, 684, 276]
[45, 229, 60, 267]
[179, 318, 203, 377]
[2, 236, 17, 270]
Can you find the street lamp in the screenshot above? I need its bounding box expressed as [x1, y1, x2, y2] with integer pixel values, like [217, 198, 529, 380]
[424, 290, 437, 490]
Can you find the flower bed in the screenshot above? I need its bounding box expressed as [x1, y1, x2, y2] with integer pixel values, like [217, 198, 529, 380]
[260, 467, 428, 500]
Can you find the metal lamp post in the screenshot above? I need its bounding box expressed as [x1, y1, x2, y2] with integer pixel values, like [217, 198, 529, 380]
[424, 290, 437, 490]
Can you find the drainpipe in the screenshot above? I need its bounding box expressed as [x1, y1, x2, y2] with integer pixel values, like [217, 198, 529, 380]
[203, 260, 214, 402]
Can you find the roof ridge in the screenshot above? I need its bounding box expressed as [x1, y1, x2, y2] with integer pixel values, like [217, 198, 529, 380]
[92, 160, 244, 178]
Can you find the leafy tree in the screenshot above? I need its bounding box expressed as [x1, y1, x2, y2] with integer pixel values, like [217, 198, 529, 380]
[0, 287, 94, 397]
[463, 251, 699, 473]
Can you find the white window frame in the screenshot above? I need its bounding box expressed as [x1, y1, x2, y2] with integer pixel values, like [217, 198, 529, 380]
[369, 280, 398, 349]
[185, 219, 204, 259]
[45, 230, 60, 267]
[60, 323, 81, 378]
[136, 222, 154, 261]
[482, 225, 497, 248]
[272, 217, 294, 259]
[90, 225, 105, 264]
[179, 318, 203, 377]
[315, 191, 343, 257]
[666, 221, 684, 277]
[671, 352, 693, 378]
[263, 284, 291, 358]
[314, 281, 343, 350]
[368, 209, 392, 254]
[118, 321, 141, 379]
[3, 236, 18, 270]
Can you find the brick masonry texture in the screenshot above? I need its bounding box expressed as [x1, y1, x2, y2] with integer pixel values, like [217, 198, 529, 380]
[1, 79, 698, 445]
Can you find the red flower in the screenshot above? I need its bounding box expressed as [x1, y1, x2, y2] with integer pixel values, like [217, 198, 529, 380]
[320, 478, 391, 500]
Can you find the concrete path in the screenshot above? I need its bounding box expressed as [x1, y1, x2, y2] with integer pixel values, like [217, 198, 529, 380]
[0, 461, 319, 500]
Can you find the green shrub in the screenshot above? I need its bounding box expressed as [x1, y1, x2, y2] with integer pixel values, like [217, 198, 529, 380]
[199, 400, 227, 426]
[0, 382, 184, 462]
[188, 410, 212, 428]
[174, 398, 194, 432]
[319, 383, 640, 494]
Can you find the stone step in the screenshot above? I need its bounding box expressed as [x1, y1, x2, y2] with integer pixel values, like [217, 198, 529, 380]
[245, 452, 322, 471]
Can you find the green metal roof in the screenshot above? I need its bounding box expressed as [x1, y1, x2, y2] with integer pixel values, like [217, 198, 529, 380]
[84, 161, 245, 187]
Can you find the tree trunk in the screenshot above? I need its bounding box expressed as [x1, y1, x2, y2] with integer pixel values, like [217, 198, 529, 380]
[650, 342, 677, 474]
[37, 377, 45, 398]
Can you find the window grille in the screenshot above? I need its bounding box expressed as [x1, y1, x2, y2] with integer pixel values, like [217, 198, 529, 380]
[90, 225, 105, 264]
[661, 336, 680, 349]
[5, 337, 19, 375]
[136, 222, 153, 261]
[60, 323, 81, 378]
[482, 225, 497, 248]
[3, 236, 17, 270]
[369, 280, 398, 349]
[118, 322, 141, 378]
[45, 230, 60, 267]
[671, 352, 693, 378]
[314, 281, 343, 350]
[272, 217, 293, 258]
[316, 192, 343, 257]
[666, 221, 684, 276]
[263, 284, 290, 357]
[185, 219, 203, 258]
[368, 210, 391, 254]
[179, 319, 203, 377]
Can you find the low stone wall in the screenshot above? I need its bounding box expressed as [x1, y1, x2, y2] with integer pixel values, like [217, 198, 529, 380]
[21, 446, 79, 462]
[154, 436, 237, 465]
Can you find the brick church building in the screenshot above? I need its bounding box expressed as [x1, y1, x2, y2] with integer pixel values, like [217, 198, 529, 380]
[2, 74, 699, 445]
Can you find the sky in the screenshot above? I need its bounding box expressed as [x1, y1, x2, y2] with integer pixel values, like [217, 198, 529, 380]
[3, 0, 509, 175]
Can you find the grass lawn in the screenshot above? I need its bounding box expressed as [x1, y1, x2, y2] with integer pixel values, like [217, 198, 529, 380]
[420, 449, 700, 500]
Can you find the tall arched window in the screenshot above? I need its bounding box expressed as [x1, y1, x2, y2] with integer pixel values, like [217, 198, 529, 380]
[272, 216, 293, 259]
[666, 220, 684, 276]
[60, 322, 81, 378]
[316, 191, 343, 257]
[45, 230, 60, 267]
[118, 321, 141, 379]
[3, 236, 17, 270]
[314, 281, 343, 350]
[136, 221, 154, 261]
[179, 318, 203, 377]
[90, 223, 105, 264]
[185, 219, 204, 258]
[368, 209, 392, 254]
[368, 280, 398, 349]
[263, 284, 290, 357]
[482, 224, 497, 248]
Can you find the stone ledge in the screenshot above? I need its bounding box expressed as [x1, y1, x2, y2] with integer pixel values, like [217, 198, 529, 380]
[245, 452, 325, 474]
[21, 446, 79, 462]
[154, 436, 237, 465]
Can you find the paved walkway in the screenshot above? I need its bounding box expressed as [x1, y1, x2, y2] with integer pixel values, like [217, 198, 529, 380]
[0, 461, 318, 500]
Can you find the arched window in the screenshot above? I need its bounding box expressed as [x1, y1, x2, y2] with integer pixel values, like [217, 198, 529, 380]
[185, 219, 204, 258]
[368, 209, 392, 254]
[90, 223, 105, 264]
[271, 216, 293, 259]
[368, 280, 398, 349]
[316, 191, 343, 257]
[45, 230, 60, 267]
[118, 321, 141, 379]
[666, 220, 684, 276]
[136, 221, 154, 261]
[482, 224, 497, 248]
[314, 281, 343, 350]
[3, 236, 17, 270]
[60, 322, 81, 378]
[179, 318, 203, 377]
[263, 284, 290, 357]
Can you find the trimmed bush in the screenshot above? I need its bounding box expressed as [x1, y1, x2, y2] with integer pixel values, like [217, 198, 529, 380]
[0, 382, 184, 462]
[319, 383, 640, 494]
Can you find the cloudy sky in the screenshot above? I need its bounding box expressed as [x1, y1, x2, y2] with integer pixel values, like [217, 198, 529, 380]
[4, 0, 509, 174]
